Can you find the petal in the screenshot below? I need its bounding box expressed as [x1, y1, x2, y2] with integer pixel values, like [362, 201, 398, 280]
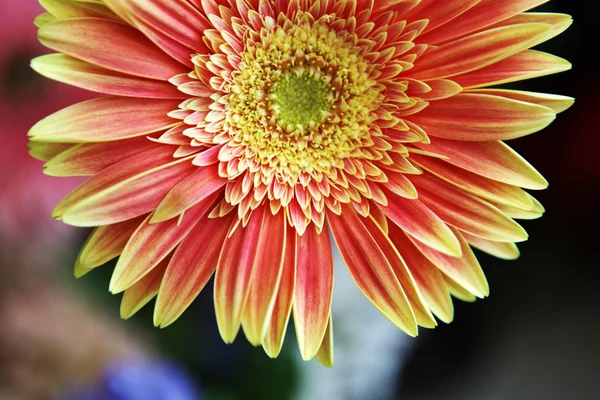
[405, 0, 480, 35]
[461, 231, 520, 260]
[214, 207, 265, 343]
[411, 173, 528, 243]
[410, 228, 489, 298]
[40, 0, 121, 20]
[315, 315, 334, 368]
[408, 93, 556, 141]
[293, 224, 334, 360]
[453, 50, 571, 89]
[31, 54, 186, 99]
[417, 0, 551, 45]
[410, 154, 534, 210]
[151, 164, 227, 223]
[38, 18, 187, 79]
[328, 205, 418, 336]
[58, 152, 196, 227]
[109, 197, 216, 293]
[74, 216, 144, 278]
[262, 232, 297, 358]
[362, 215, 437, 328]
[466, 89, 575, 114]
[107, 0, 210, 53]
[420, 138, 548, 190]
[120, 257, 168, 319]
[381, 188, 462, 257]
[28, 142, 72, 162]
[45, 137, 160, 177]
[408, 23, 553, 81]
[29, 97, 179, 143]
[388, 224, 454, 323]
[154, 212, 234, 327]
[241, 210, 288, 346]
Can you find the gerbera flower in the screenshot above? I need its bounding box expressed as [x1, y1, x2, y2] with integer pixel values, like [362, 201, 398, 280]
[29, 0, 572, 366]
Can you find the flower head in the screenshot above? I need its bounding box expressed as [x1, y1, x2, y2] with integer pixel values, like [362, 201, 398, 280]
[30, 0, 573, 366]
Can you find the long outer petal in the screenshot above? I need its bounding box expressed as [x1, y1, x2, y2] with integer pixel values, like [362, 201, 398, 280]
[408, 23, 552, 81]
[241, 210, 287, 346]
[410, 228, 489, 298]
[315, 315, 334, 368]
[410, 174, 529, 243]
[29, 97, 179, 143]
[410, 154, 534, 210]
[151, 164, 227, 223]
[417, 0, 551, 45]
[362, 215, 437, 328]
[453, 50, 571, 89]
[154, 212, 234, 327]
[420, 138, 548, 190]
[38, 17, 187, 79]
[381, 188, 462, 257]
[328, 206, 418, 337]
[57, 152, 197, 227]
[214, 206, 265, 343]
[45, 137, 160, 177]
[74, 216, 144, 277]
[293, 224, 334, 361]
[31, 54, 186, 99]
[388, 224, 454, 324]
[408, 93, 556, 141]
[109, 196, 216, 293]
[262, 232, 297, 358]
[120, 257, 168, 319]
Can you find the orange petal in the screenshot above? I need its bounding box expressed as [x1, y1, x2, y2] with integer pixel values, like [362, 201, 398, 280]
[411, 173, 529, 243]
[75, 216, 144, 278]
[315, 315, 334, 368]
[109, 197, 216, 293]
[38, 17, 186, 79]
[405, 0, 480, 35]
[29, 97, 179, 143]
[453, 50, 571, 89]
[410, 154, 534, 210]
[409, 23, 552, 81]
[262, 232, 297, 358]
[408, 93, 556, 141]
[466, 89, 574, 114]
[461, 231, 520, 260]
[45, 137, 159, 177]
[56, 149, 196, 227]
[328, 205, 418, 337]
[421, 138, 548, 190]
[362, 215, 437, 328]
[293, 224, 334, 360]
[31, 54, 186, 99]
[40, 0, 120, 20]
[214, 207, 266, 343]
[410, 228, 489, 298]
[388, 224, 454, 323]
[242, 210, 288, 346]
[29, 142, 72, 162]
[418, 0, 551, 45]
[154, 212, 234, 328]
[120, 257, 168, 319]
[151, 164, 227, 223]
[382, 188, 462, 257]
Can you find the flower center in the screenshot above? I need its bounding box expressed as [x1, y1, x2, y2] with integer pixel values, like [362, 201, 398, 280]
[271, 72, 331, 130]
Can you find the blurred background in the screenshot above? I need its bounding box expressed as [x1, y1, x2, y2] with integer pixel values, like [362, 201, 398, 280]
[0, 1, 597, 399]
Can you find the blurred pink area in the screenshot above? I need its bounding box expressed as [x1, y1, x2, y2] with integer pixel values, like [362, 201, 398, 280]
[0, 2, 93, 252]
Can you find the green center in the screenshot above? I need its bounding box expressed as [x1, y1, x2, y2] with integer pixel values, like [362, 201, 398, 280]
[272, 72, 330, 128]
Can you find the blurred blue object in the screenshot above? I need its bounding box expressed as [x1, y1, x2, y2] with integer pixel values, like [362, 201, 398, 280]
[67, 359, 201, 400]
